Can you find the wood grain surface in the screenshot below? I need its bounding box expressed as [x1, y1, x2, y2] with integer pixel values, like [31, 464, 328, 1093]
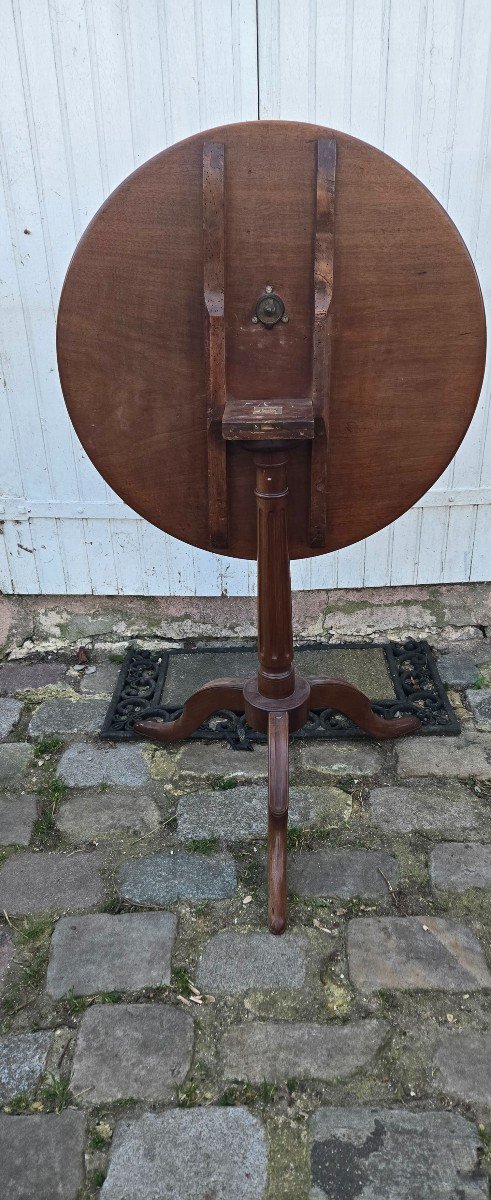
[57, 120, 486, 560]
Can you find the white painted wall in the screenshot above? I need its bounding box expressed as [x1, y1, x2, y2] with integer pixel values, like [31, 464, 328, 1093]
[0, 0, 489, 596]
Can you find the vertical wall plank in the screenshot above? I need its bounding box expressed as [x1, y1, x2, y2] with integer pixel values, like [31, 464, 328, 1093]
[1, 0, 490, 594]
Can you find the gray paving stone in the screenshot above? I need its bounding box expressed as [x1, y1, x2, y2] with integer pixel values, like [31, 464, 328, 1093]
[431, 1030, 491, 1106]
[431, 842, 491, 891]
[467, 688, 491, 731]
[29, 697, 107, 737]
[0, 1110, 85, 1199]
[438, 652, 479, 688]
[0, 851, 104, 914]
[177, 740, 268, 782]
[80, 662, 120, 695]
[47, 912, 177, 997]
[71, 1003, 194, 1102]
[221, 1018, 387, 1082]
[57, 742, 150, 787]
[289, 849, 399, 898]
[301, 740, 383, 779]
[369, 783, 480, 833]
[101, 1108, 267, 1200]
[0, 743, 33, 785]
[120, 852, 236, 904]
[0, 699, 22, 739]
[0, 928, 14, 990]
[56, 789, 160, 840]
[310, 1108, 487, 1199]
[0, 661, 68, 695]
[347, 916, 491, 993]
[396, 732, 491, 779]
[196, 931, 307, 993]
[0, 792, 37, 845]
[0, 1031, 52, 1102]
[177, 785, 350, 841]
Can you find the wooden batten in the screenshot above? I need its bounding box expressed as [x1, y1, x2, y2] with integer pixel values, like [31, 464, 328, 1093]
[203, 140, 228, 550]
[310, 136, 336, 547]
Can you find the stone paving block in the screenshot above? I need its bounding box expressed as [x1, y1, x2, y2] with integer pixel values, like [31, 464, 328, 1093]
[120, 852, 236, 904]
[431, 842, 491, 891]
[467, 688, 491, 731]
[57, 742, 150, 787]
[0, 928, 14, 990]
[177, 740, 268, 782]
[47, 912, 177, 997]
[56, 788, 160, 840]
[0, 661, 68, 695]
[196, 931, 307, 993]
[396, 732, 491, 779]
[0, 743, 33, 785]
[347, 916, 491, 993]
[221, 1018, 387, 1082]
[0, 1031, 52, 1102]
[101, 1108, 267, 1200]
[0, 851, 104, 914]
[369, 782, 480, 833]
[0, 792, 37, 845]
[309, 1108, 487, 1199]
[438, 652, 479, 688]
[71, 1003, 194, 1102]
[0, 699, 22, 739]
[301, 740, 383, 778]
[0, 1110, 85, 1199]
[177, 785, 350, 841]
[80, 662, 120, 695]
[431, 1030, 491, 1106]
[289, 849, 399, 898]
[29, 697, 107, 737]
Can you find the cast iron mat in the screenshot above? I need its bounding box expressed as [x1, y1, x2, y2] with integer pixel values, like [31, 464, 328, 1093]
[101, 639, 458, 749]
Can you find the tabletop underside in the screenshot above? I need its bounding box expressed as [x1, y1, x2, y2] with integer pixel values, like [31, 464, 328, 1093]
[57, 120, 486, 560]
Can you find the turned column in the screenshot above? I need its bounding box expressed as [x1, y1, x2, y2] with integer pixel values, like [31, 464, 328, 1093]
[254, 450, 295, 700]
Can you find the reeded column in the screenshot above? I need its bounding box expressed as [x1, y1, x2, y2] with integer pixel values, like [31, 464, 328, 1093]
[254, 450, 295, 699]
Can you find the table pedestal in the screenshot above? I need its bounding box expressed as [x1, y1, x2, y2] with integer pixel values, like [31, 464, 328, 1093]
[135, 450, 420, 933]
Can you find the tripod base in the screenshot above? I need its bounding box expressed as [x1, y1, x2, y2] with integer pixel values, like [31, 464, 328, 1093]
[135, 446, 420, 934]
[134, 672, 419, 934]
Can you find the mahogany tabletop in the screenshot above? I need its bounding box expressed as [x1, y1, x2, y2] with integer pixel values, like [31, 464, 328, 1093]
[57, 120, 486, 560]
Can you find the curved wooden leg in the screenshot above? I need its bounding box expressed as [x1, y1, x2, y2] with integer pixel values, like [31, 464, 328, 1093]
[267, 710, 289, 935]
[134, 678, 245, 742]
[309, 677, 420, 739]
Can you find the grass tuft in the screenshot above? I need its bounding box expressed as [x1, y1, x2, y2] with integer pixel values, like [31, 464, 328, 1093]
[38, 1074, 73, 1112]
[34, 736, 62, 759]
[188, 836, 218, 854]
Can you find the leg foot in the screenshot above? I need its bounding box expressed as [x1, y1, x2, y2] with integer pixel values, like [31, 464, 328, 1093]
[309, 678, 421, 739]
[134, 678, 245, 742]
[267, 710, 289, 934]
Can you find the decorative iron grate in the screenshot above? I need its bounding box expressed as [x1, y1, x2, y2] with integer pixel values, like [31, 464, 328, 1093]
[100, 639, 458, 749]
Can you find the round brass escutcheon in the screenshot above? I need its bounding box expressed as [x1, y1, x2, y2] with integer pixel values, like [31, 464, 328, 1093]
[254, 291, 285, 327]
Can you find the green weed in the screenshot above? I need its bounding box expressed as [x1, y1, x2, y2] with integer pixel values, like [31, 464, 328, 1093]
[38, 1075, 73, 1112]
[34, 736, 62, 758]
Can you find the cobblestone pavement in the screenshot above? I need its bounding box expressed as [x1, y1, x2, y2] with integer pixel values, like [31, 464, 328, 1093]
[0, 646, 490, 1198]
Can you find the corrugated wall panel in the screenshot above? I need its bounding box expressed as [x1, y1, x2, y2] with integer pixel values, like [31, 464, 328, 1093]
[0, 0, 489, 595]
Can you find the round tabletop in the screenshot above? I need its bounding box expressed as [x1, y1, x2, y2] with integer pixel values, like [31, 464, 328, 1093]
[57, 120, 486, 560]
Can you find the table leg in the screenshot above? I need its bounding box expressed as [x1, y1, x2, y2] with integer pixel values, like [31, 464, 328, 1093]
[309, 677, 420, 738]
[134, 678, 245, 741]
[267, 710, 289, 934]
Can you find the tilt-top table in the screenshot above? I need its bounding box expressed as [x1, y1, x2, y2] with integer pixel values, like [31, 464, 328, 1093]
[57, 121, 486, 934]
